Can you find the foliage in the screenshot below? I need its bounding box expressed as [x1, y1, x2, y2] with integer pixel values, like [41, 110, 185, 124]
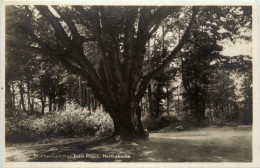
[6, 103, 113, 142]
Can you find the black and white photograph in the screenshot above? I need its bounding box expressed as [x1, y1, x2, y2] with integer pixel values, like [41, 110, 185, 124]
[1, 1, 259, 168]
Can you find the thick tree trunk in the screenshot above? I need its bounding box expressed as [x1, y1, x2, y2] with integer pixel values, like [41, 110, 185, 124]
[118, 110, 136, 140]
[108, 103, 146, 141]
[113, 119, 120, 136]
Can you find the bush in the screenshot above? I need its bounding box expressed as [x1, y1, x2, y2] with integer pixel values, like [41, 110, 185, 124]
[142, 115, 176, 131]
[6, 103, 114, 143]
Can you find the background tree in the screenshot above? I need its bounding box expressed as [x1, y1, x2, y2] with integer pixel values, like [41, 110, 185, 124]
[180, 31, 222, 121]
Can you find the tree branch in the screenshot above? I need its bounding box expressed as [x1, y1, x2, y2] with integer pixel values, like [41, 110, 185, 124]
[135, 7, 199, 100]
[35, 6, 72, 48]
[36, 6, 102, 93]
[52, 6, 83, 44]
[137, 6, 180, 43]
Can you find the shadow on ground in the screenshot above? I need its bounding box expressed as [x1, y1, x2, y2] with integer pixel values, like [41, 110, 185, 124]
[5, 125, 252, 162]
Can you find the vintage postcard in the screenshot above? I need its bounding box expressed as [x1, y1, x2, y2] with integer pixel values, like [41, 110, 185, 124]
[1, 1, 259, 168]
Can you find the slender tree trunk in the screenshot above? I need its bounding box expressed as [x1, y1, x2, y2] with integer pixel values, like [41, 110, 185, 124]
[41, 91, 46, 114]
[148, 84, 155, 118]
[5, 80, 12, 109]
[53, 78, 58, 111]
[49, 95, 53, 113]
[166, 87, 170, 116]
[232, 86, 239, 113]
[40, 78, 46, 114]
[177, 87, 180, 114]
[58, 93, 61, 111]
[53, 96, 56, 112]
[221, 98, 225, 119]
[79, 76, 83, 107]
[86, 88, 91, 111]
[19, 99, 21, 110]
[208, 101, 214, 124]
[12, 80, 15, 108]
[93, 98, 97, 111]
[31, 98, 34, 111]
[83, 83, 86, 107]
[48, 80, 53, 113]
[26, 79, 31, 111]
[41, 100, 45, 114]
[19, 79, 26, 112]
[155, 83, 161, 118]
[135, 106, 144, 136]
[147, 39, 155, 119]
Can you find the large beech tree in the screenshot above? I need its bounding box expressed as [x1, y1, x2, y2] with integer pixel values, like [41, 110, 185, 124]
[6, 5, 251, 140]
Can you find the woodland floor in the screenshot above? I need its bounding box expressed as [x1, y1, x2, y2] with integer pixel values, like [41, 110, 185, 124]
[5, 125, 252, 162]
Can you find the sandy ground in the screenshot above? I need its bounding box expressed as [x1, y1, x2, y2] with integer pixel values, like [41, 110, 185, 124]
[5, 125, 252, 162]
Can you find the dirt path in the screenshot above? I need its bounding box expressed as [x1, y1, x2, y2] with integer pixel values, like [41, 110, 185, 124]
[5, 125, 252, 162]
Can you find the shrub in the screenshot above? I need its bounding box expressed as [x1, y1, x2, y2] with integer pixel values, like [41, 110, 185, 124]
[6, 103, 114, 143]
